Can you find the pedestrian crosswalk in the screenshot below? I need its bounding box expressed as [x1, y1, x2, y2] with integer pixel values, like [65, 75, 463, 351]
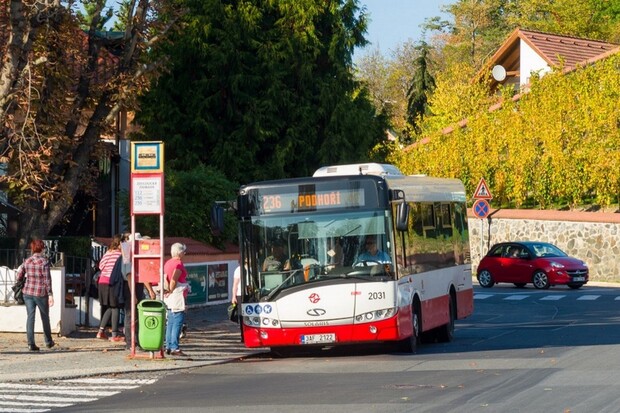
[474, 292, 620, 302]
[0, 377, 158, 412]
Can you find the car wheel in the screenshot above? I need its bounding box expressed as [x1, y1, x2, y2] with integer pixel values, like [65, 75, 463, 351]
[568, 283, 584, 289]
[477, 270, 495, 288]
[514, 283, 527, 288]
[532, 270, 550, 289]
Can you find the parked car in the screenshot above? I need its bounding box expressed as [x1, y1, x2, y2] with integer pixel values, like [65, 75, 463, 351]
[477, 242, 589, 289]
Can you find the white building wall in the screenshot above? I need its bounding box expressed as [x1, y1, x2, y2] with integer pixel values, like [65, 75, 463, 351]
[520, 39, 551, 86]
[0, 267, 76, 335]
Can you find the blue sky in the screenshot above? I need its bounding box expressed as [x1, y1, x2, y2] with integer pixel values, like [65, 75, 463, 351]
[356, 0, 453, 57]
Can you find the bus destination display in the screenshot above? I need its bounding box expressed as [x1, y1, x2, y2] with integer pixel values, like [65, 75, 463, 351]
[260, 188, 365, 214]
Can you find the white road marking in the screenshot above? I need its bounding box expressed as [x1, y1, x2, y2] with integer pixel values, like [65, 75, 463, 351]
[540, 295, 565, 300]
[0, 377, 159, 413]
[504, 295, 528, 300]
[474, 294, 493, 299]
[576, 295, 601, 300]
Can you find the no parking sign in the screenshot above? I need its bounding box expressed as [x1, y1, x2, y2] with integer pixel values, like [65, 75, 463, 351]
[472, 199, 490, 219]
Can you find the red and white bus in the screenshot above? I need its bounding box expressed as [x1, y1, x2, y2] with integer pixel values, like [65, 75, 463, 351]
[237, 163, 473, 353]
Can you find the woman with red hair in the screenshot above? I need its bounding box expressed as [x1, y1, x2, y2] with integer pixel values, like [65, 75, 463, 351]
[16, 239, 55, 351]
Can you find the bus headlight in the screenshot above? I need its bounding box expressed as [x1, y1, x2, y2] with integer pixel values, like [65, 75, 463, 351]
[355, 307, 397, 323]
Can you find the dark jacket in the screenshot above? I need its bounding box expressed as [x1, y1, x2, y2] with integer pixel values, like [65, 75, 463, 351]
[109, 256, 125, 306]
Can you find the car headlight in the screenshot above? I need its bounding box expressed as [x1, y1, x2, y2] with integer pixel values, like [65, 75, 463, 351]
[581, 261, 588, 267]
[550, 261, 565, 269]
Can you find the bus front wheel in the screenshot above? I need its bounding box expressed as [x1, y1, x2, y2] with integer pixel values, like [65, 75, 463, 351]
[399, 306, 419, 353]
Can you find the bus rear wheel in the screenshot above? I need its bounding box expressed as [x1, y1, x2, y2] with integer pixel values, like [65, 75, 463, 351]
[436, 295, 456, 343]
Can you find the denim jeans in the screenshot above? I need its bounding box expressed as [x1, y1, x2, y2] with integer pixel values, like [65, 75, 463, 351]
[165, 310, 185, 351]
[23, 294, 53, 347]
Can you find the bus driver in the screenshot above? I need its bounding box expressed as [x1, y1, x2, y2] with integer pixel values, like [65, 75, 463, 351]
[357, 236, 390, 263]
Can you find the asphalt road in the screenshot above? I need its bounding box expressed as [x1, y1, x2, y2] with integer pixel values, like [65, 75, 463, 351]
[54, 284, 620, 413]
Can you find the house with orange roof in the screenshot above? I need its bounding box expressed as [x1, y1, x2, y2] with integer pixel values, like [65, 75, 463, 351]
[480, 28, 619, 93]
[405, 28, 620, 150]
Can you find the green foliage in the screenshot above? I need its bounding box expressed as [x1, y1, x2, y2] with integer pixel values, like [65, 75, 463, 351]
[355, 41, 420, 135]
[436, 0, 512, 68]
[406, 41, 436, 134]
[392, 54, 620, 210]
[505, 0, 620, 41]
[111, 0, 132, 32]
[417, 62, 492, 137]
[77, 0, 114, 30]
[135, 0, 388, 184]
[54, 236, 92, 258]
[119, 165, 238, 246]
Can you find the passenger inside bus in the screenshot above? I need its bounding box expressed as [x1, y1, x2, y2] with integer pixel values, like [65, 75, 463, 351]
[262, 240, 289, 271]
[328, 238, 344, 268]
[357, 235, 391, 264]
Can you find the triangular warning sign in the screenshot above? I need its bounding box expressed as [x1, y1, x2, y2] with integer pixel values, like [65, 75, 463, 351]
[473, 178, 492, 199]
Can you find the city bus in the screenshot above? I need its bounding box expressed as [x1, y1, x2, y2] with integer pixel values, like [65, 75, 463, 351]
[236, 163, 473, 353]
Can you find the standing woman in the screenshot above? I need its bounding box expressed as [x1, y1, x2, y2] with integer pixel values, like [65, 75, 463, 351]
[164, 242, 188, 356]
[96, 235, 125, 342]
[16, 239, 55, 351]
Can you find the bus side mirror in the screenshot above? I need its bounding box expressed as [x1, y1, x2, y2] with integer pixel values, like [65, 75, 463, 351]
[237, 194, 250, 218]
[396, 201, 409, 232]
[211, 204, 225, 235]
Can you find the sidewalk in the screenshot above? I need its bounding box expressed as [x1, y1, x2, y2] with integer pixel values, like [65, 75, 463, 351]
[0, 303, 266, 382]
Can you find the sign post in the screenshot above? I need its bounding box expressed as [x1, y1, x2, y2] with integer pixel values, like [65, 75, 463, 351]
[472, 178, 493, 257]
[129, 141, 164, 358]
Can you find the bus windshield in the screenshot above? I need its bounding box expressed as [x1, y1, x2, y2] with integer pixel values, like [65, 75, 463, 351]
[247, 209, 394, 300]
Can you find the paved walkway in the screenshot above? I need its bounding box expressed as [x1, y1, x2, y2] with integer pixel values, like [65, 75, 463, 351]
[0, 303, 266, 382]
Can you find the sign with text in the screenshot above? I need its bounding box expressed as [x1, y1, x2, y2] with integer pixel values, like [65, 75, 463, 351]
[473, 178, 493, 200]
[131, 141, 164, 173]
[131, 174, 164, 215]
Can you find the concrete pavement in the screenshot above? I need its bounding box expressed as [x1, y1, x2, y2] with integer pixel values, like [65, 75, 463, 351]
[0, 303, 266, 382]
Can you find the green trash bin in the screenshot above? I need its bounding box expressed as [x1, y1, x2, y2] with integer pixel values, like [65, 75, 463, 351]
[137, 300, 166, 351]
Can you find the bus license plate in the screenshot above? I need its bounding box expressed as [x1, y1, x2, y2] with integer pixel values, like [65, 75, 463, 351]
[573, 276, 585, 282]
[301, 333, 336, 345]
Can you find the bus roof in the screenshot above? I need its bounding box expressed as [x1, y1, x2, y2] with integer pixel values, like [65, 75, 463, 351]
[384, 174, 466, 203]
[242, 164, 467, 205]
[313, 163, 403, 177]
[313, 163, 466, 203]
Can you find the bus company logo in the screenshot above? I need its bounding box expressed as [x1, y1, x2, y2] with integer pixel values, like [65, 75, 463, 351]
[304, 321, 329, 326]
[306, 308, 326, 317]
[308, 293, 321, 303]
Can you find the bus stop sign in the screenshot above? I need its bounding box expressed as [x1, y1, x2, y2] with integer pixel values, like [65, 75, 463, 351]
[473, 199, 490, 219]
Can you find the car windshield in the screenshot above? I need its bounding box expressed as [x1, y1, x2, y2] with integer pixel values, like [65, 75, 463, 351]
[530, 243, 567, 258]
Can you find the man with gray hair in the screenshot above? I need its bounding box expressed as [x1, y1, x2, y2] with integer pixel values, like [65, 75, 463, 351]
[163, 242, 189, 356]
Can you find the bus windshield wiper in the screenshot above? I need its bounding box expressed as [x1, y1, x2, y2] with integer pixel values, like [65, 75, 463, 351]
[265, 269, 301, 301]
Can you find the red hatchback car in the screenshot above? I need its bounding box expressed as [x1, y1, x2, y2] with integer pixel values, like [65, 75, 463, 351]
[477, 242, 589, 289]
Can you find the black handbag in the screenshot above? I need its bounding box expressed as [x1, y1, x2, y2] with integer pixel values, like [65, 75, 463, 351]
[12, 277, 26, 305]
[227, 303, 239, 323]
[89, 270, 101, 298]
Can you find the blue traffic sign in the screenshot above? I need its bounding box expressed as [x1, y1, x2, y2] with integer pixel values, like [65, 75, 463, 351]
[473, 199, 490, 219]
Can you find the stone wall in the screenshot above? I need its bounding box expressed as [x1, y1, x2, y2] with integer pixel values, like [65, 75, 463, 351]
[468, 209, 620, 282]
